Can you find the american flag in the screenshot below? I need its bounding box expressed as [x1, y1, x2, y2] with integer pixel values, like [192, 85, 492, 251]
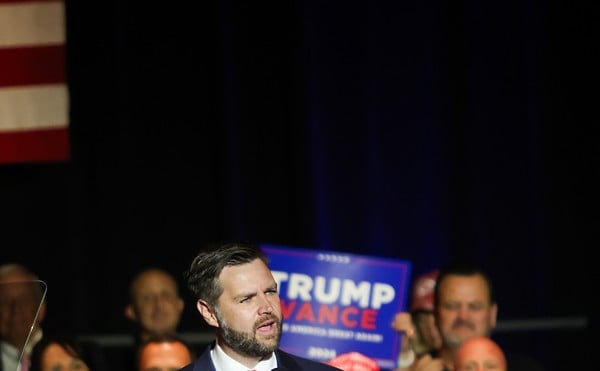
[0, 0, 69, 164]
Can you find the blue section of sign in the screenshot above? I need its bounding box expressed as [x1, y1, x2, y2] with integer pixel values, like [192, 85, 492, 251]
[261, 244, 412, 370]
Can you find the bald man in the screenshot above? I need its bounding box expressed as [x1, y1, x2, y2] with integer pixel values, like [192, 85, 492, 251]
[137, 335, 193, 371]
[454, 336, 506, 371]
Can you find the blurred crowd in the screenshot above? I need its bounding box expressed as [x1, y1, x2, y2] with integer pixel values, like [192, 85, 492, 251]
[0, 244, 545, 371]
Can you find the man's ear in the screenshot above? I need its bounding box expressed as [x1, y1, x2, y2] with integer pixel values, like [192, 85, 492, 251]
[124, 304, 137, 322]
[37, 301, 47, 323]
[490, 302, 498, 328]
[197, 300, 219, 327]
[176, 296, 185, 315]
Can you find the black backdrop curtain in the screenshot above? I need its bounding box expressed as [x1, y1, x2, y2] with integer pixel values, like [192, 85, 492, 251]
[1, 1, 593, 369]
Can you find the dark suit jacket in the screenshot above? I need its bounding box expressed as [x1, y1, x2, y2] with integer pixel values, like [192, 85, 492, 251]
[179, 342, 341, 371]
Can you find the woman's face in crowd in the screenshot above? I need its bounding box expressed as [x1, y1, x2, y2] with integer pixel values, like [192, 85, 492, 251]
[40, 343, 90, 371]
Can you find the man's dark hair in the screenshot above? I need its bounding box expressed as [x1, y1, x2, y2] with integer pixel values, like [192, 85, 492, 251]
[433, 262, 496, 307]
[183, 242, 269, 307]
[30, 332, 107, 371]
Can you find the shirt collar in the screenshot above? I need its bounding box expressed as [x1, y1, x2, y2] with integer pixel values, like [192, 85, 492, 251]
[210, 341, 278, 371]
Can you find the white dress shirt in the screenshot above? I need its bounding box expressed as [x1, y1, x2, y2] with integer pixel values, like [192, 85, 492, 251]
[0, 329, 42, 371]
[210, 342, 278, 371]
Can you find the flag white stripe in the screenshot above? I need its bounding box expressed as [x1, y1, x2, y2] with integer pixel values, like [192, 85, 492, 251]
[0, 84, 68, 131]
[0, 2, 65, 48]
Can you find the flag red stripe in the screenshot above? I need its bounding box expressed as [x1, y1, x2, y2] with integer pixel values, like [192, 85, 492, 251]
[0, 127, 69, 164]
[0, 0, 58, 4]
[0, 45, 66, 87]
[0, 0, 69, 163]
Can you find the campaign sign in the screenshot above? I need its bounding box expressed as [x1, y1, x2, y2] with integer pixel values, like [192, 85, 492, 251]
[261, 244, 412, 370]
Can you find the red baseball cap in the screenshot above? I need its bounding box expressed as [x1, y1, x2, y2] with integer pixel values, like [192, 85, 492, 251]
[409, 270, 439, 312]
[327, 352, 380, 371]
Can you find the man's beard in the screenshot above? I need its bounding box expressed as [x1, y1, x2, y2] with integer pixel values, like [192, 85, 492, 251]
[214, 307, 282, 358]
[444, 318, 489, 349]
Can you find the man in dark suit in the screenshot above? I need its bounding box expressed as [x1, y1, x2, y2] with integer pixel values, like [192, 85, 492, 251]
[179, 243, 340, 371]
